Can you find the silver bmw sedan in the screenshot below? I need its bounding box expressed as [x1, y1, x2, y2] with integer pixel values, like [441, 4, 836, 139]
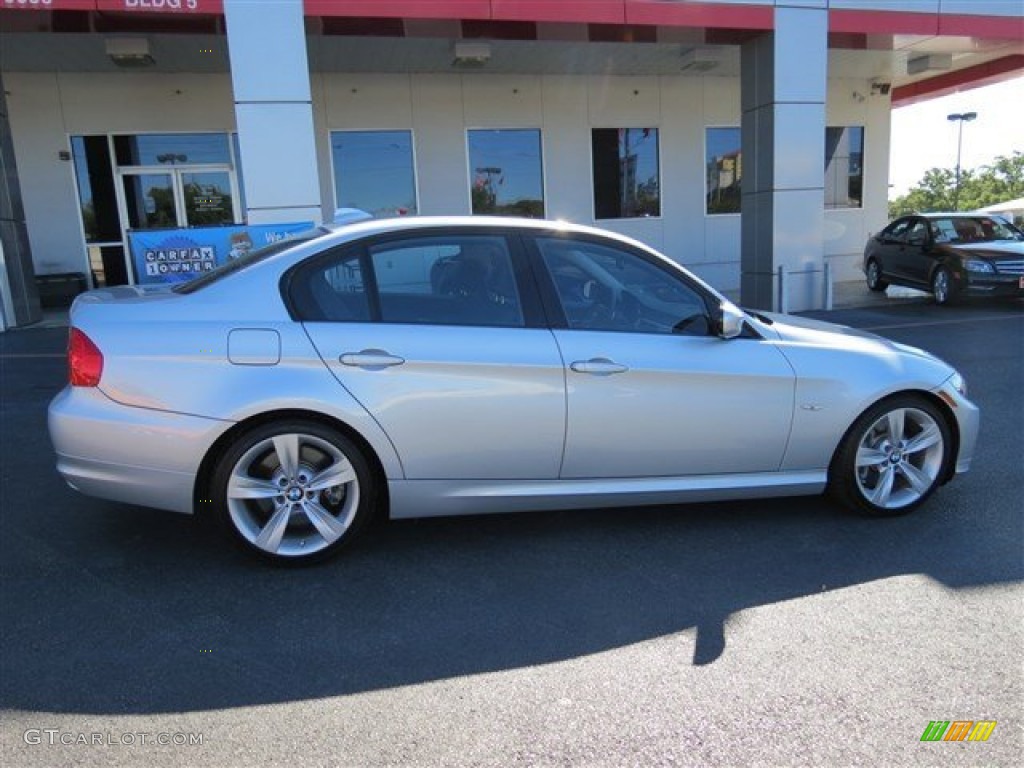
[48, 216, 979, 563]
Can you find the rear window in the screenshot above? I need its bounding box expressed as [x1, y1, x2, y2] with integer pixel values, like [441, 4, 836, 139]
[173, 228, 324, 294]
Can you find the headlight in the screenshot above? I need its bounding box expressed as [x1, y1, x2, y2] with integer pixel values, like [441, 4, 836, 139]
[950, 372, 967, 397]
[964, 259, 994, 273]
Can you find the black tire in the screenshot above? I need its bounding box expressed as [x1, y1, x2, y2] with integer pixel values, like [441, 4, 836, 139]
[865, 259, 888, 292]
[210, 420, 376, 564]
[931, 267, 959, 306]
[829, 395, 952, 518]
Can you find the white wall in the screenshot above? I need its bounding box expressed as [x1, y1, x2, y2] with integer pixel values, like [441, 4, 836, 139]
[6, 68, 890, 290]
[4, 72, 235, 276]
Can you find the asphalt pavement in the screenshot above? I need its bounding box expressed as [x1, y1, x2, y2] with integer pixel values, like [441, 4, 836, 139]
[1, 297, 1021, 767]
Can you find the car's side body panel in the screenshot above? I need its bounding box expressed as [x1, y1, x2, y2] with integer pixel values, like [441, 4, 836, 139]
[303, 322, 567, 479]
[551, 330, 797, 477]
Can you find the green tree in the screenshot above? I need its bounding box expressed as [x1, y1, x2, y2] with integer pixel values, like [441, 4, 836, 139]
[889, 151, 1024, 219]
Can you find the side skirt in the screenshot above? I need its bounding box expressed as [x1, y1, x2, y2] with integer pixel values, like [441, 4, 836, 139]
[388, 471, 828, 519]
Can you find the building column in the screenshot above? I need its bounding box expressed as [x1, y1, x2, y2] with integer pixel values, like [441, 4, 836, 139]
[0, 72, 42, 331]
[740, 2, 828, 312]
[224, 0, 322, 226]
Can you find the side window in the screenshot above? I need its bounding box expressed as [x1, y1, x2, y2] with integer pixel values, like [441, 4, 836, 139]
[882, 219, 911, 242]
[535, 237, 710, 335]
[289, 248, 370, 322]
[369, 235, 524, 327]
[905, 220, 929, 245]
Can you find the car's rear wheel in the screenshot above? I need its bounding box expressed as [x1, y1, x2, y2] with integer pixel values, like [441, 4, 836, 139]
[211, 420, 374, 563]
[865, 259, 888, 292]
[931, 267, 958, 306]
[830, 395, 951, 517]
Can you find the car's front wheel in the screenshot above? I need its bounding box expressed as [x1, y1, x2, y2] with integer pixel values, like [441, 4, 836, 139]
[865, 259, 888, 292]
[830, 395, 951, 517]
[211, 420, 375, 563]
[931, 267, 958, 306]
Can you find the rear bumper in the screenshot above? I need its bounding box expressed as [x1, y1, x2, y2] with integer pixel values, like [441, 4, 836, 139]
[48, 387, 231, 515]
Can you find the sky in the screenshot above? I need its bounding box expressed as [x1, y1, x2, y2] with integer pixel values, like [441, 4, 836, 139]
[888, 75, 1024, 199]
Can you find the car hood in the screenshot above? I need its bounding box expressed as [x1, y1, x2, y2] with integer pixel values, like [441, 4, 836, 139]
[751, 311, 944, 363]
[945, 241, 1024, 260]
[748, 311, 956, 392]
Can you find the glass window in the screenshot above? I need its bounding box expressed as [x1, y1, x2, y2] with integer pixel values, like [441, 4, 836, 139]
[289, 247, 371, 322]
[592, 128, 660, 219]
[535, 237, 709, 335]
[706, 127, 741, 215]
[467, 129, 545, 218]
[824, 126, 864, 209]
[113, 133, 231, 167]
[370, 235, 523, 327]
[70, 135, 121, 243]
[331, 130, 417, 217]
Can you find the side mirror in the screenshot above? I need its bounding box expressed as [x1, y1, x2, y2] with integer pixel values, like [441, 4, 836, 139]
[715, 301, 745, 339]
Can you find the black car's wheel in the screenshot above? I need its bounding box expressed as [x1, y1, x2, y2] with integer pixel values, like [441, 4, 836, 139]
[211, 420, 375, 564]
[865, 259, 888, 292]
[931, 267, 958, 306]
[829, 395, 951, 518]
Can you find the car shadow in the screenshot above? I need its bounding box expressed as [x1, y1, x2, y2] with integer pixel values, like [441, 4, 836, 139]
[2, 474, 1019, 716]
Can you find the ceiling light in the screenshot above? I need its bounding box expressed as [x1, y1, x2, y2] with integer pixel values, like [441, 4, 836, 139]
[453, 42, 491, 68]
[907, 53, 952, 75]
[106, 38, 155, 68]
[680, 47, 725, 73]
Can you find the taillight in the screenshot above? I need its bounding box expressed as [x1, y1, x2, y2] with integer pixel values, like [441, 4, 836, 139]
[68, 328, 103, 387]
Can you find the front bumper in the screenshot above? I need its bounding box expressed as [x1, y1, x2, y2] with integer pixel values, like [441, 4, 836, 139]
[48, 387, 231, 515]
[964, 272, 1024, 297]
[933, 375, 980, 477]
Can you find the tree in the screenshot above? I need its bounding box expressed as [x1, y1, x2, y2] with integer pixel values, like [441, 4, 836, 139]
[889, 151, 1024, 219]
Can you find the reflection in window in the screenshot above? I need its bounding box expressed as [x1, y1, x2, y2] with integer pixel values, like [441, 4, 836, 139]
[113, 133, 231, 166]
[706, 128, 741, 215]
[592, 128, 660, 219]
[467, 129, 545, 218]
[370, 236, 523, 327]
[71, 136, 120, 244]
[331, 131, 417, 218]
[825, 126, 864, 209]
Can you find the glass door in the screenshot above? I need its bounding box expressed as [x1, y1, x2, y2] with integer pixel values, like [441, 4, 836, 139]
[121, 172, 177, 230]
[180, 170, 236, 227]
[116, 165, 240, 284]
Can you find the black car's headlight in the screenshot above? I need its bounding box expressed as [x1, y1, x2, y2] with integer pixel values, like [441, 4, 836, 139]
[964, 259, 995, 273]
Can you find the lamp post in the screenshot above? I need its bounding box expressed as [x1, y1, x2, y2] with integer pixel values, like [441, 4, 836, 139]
[946, 111, 977, 211]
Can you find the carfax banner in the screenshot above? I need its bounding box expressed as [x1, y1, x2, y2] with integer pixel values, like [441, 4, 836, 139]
[128, 222, 313, 285]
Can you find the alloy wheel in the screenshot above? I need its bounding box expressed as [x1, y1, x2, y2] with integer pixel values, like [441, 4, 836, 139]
[853, 407, 945, 510]
[226, 432, 361, 557]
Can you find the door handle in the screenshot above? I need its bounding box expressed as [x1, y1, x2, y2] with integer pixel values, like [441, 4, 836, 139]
[339, 350, 405, 368]
[570, 358, 628, 375]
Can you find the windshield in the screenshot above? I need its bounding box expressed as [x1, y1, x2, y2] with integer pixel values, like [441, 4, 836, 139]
[928, 216, 1024, 245]
[173, 227, 326, 294]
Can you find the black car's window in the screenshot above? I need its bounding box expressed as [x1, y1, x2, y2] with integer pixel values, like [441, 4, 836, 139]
[369, 236, 524, 327]
[929, 216, 1024, 244]
[290, 247, 371, 322]
[905, 219, 929, 245]
[535, 237, 710, 335]
[881, 219, 912, 242]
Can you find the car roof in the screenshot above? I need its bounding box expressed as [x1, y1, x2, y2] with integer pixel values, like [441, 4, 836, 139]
[312, 214, 660, 254]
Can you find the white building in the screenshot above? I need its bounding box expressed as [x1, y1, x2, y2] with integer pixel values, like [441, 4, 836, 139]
[1, 0, 1021, 328]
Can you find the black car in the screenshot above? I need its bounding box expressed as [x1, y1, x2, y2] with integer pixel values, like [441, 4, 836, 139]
[863, 213, 1024, 305]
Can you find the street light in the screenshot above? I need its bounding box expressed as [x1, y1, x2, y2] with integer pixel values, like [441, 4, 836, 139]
[946, 111, 977, 211]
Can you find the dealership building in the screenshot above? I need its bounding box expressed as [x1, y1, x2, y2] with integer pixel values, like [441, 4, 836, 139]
[1, 0, 1021, 329]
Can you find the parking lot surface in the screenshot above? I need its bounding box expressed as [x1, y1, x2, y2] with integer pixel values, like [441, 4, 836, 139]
[1, 299, 1021, 767]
